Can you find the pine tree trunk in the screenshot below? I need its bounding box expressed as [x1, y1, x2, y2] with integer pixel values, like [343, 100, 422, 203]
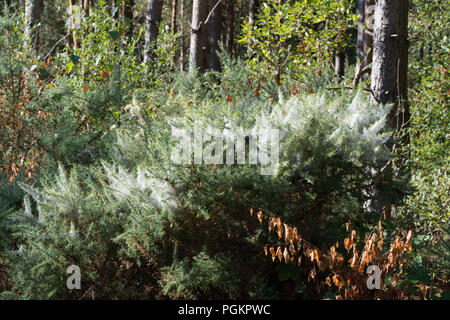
[354, 0, 374, 85]
[207, 0, 222, 71]
[368, 0, 409, 216]
[179, 0, 185, 71]
[247, 0, 257, 53]
[334, 51, 345, 81]
[24, 0, 42, 50]
[144, 0, 163, 64]
[370, 0, 409, 127]
[363, 0, 374, 69]
[68, 0, 79, 49]
[170, 0, 177, 68]
[356, 0, 366, 63]
[249, 0, 257, 27]
[171, 0, 177, 33]
[397, 0, 409, 130]
[225, 0, 234, 55]
[189, 0, 206, 73]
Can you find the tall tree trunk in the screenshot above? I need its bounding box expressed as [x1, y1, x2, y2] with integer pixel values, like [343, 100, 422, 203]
[247, 0, 258, 54]
[354, 0, 375, 85]
[122, 0, 134, 39]
[249, 0, 257, 27]
[179, 0, 185, 71]
[171, 0, 177, 33]
[397, 0, 409, 129]
[334, 51, 345, 81]
[170, 0, 177, 68]
[24, 0, 43, 50]
[68, 0, 79, 49]
[236, 0, 244, 44]
[356, 0, 366, 63]
[189, 0, 206, 73]
[370, 0, 409, 125]
[225, 0, 234, 55]
[144, 0, 163, 64]
[368, 0, 409, 217]
[207, 0, 222, 71]
[363, 0, 374, 70]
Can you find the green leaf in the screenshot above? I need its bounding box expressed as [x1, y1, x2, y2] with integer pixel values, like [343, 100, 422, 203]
[67, 61, 74, 73]
[38, 67, 49, 78]
[70, 54, 80, 65]
[108, 30, 120, 41]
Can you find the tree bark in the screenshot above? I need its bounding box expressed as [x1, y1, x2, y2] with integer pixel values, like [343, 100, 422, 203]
[247, 0, 258, 54]
[189, 0, 207, 73]
[144, 0, 163, 64]
[171, 0, 177, 33]
[170, 0, 177, 68]
[24, 0, 43, 50]
[249, 0, 257, 27]
[356, 0, 366, 63]
[207, 0, 222, 71]
[68, 0, 79, 49]
[334, 51, 345, 81]
[179, 0, 185, 71]
[354, 0, 374, 84]
[225, 0, 234, 55]
[363, 0, 374, 69]
[370, 0, 409, 130]
[368, 0, 409, 216]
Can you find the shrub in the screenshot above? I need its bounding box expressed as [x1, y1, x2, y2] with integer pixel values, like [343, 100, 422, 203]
[4, 80, 407, 299]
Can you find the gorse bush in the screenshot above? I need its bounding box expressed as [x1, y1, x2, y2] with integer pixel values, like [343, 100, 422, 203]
[4, 164, 153, 299]
[3, 74, 409, 299]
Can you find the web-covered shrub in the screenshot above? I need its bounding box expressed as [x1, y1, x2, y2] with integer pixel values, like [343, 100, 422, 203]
[3, 164, 163, 299]
[4, 85, 405, 299]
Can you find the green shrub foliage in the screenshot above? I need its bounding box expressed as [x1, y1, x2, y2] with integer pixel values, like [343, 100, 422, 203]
[3, 74, 404, 298]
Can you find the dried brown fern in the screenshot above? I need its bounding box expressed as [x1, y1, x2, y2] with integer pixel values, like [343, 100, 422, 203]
[251, 208, 415, 300]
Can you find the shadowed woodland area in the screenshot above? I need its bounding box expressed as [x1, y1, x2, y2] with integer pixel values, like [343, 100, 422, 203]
[0, 0, 448, 300]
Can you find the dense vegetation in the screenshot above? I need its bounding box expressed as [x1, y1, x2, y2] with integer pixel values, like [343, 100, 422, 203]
[0, 0, 448, 300]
